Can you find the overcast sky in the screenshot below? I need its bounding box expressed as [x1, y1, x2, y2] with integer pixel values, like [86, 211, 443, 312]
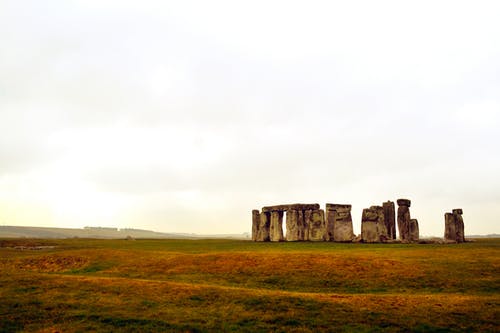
[1, 1, 499, 236]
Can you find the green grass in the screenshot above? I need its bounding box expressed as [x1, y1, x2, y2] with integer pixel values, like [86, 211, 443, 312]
[0, 238, 499, 332]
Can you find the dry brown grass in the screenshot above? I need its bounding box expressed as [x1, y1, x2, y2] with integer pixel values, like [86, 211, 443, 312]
[1, 238, 499, 332]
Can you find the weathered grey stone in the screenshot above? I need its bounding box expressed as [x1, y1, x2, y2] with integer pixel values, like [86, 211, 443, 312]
[383, 201, 396, 239]
[397, 199, 411, 207]
[326, 203, 355, 242]
[454, 209, 465, 243]
[262, 203, 320, 213]
[303, 210, 312, 241]
[397, 199, 411, 241]
[285, 210, 300, 241]
[325, 203, 347, 210]
[254, 200, 426, 243]
[269, 210, 284, 242]
[325, 208, 335, 241]
[361, 206, 388, 242]
[409, 219, 419, 241]
[256, 212, 270, 241]
[361, 221, 378, 243]
[252, 210, 260, 241]
[444, 213, 456, 242]
[444, 209, 465, 243]
[297, 210, 306, 240]
[309, 209, 326, 241]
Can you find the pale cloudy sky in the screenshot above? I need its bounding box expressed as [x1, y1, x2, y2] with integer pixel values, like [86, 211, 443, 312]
[1, 0, 499, 236]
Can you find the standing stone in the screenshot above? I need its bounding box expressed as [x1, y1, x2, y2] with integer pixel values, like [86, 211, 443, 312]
[325, 206, 335, 241]
[397, 199, 411, 242]
[326, 204, 355, 242]
[297, 210, 306, 241]
[383, 201, 396, 240]
[303, 210, 313, 241]
[257, 211, 271, 242]
[361, 206, 387, 242]
[309, 209, 326, 241]
[269, 210, 284, 242]
[333, 205, 355, 242]
[285, 210, 300, 241]
[453, 209, 465, 243]
[444, 212, 456, 242]
[361, 207, 378, 243]
[252, 210, 260, 241]
[409, 219, 419, 241]
[444, 209, 465, 243]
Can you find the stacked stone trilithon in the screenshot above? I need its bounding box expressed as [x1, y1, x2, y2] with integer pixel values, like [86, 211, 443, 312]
[397, 199, 419, 242]
[444, 209, 465, 243]
[325, 204, 355, 242]
[252, 204, 323, 242]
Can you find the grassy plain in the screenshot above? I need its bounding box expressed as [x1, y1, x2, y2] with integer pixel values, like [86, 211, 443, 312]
[1, 238, 499, 332]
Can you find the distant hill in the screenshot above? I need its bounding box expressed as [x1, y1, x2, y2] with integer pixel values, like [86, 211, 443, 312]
[0, 226, 250, 240]
[1, 226, 494, 240]
[467, 234, 500, 238]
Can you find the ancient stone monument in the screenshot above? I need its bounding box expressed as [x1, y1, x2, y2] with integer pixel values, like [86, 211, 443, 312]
[444, 209, 465, 243]
[325, 204, 355, 242]
[383, 201, 396, 239]
[361, 205, 388, 242]
[397, 199, 419, 242]
[253, 204, 321, 242]
[253, 199, 459, 244]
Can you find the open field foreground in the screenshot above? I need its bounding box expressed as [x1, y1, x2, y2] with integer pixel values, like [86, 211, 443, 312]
[1, 238, 499, 332]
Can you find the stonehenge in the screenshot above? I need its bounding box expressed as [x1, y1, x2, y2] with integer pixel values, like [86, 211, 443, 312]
[444, 209, 465, 243]
[252, 200, 464, 243]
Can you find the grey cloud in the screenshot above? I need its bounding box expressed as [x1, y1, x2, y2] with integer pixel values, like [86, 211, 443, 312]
[1, 1, 499, 235]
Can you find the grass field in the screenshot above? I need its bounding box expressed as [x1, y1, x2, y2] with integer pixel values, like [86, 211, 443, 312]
[1, 238, 499, 332]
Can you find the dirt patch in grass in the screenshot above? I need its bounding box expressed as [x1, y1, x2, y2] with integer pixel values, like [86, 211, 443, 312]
[14, 255, 90, 272]
[0, 239, 57, 248]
